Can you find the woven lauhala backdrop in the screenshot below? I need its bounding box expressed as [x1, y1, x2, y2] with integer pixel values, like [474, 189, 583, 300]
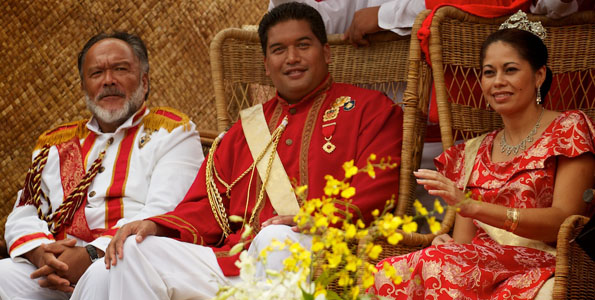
[0, 0, 267, 238]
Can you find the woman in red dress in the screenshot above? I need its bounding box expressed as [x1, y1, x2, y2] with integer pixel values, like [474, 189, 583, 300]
[372, 13, 595, 300]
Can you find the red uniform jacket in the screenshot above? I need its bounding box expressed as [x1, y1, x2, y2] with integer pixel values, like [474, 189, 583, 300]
[149, 77, 403, 275]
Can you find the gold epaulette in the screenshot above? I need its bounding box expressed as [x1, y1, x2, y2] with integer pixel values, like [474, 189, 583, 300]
[34, 120, 89, 151]
[143, 107, 191, 132]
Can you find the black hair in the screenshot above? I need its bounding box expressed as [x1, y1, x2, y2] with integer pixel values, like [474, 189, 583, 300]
[480, 28, 552, 101]
[258, 2, 327, 56]
[78, 32, 150, 100]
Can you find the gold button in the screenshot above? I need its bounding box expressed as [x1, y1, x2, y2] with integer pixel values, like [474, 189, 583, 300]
[289, 108, 297, 115]
[107, 137, 114, 145]
[99, 166, 105, 173]
[89, 191, 96, 197]
[285, 139, 293, 146]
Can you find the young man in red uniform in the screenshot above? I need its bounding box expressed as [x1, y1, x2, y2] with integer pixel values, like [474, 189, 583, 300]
[93, 3, 403, 299]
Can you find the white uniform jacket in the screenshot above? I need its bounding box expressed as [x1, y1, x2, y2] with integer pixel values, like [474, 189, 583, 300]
[5, 106, 203, 258]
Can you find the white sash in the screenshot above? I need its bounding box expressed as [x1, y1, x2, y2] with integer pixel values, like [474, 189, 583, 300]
[240, 104, 300, 216]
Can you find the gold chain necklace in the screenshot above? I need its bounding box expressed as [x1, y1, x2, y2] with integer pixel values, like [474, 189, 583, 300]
[205, 117, 288, 237]
[500, 107, 544, 156]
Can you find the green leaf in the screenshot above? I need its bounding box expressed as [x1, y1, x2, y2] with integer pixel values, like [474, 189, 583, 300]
[300, 287, 315, 300]
[325, 290, 343, 300]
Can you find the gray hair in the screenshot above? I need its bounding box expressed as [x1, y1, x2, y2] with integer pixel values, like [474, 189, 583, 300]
[77, 32, 150, 99]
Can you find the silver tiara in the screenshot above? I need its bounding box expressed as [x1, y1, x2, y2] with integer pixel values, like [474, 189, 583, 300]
[499, 10, 547, 40]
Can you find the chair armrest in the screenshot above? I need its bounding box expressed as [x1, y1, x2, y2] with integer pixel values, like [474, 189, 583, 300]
[199, 129, 221, 158]
[553, 215, 594, 300]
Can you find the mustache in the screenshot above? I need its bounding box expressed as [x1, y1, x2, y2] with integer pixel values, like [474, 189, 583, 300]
[96, 86, 125, 100]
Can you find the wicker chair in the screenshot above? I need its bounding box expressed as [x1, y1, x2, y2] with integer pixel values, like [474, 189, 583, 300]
[382, 7, 594, 299]
[209, 28, 411, 132]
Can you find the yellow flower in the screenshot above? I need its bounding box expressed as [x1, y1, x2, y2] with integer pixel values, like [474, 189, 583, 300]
[387, 232, 403, 245]
[413, 199, 422, 210]
[362, 272, 375, 289]
[356, 219, 366, 228]
[355, 229, 369, 239]
[382, 261, 396, 278]
[283, 257, 297, 271]
[393, 274, 403, 285]
[314, 215, 329, 228]
[314, 286, 327, 298]
[368, 153, 377, 161]
[371, 209, 380, 217]
[414, 199, 428, 216]
[323, 175, 341, 196]
[428, 216, 441, 234]
[312, 241, 324, 252]
[338, 272, 351, 286]
[368, 245, 382, 259]
[270, 239, 285, 250]
[321, 202, 336, 216]
[327, 252, 342, 268]
[342, 160, 358, 179]
[298, 249, 311, 262]
[382, 262, 403, 285]
[402, 216, 418, 233]
[294, 185, 308, 197]
[434, 199, 444, 214]
[341, 186, 356, 199]
[366, 263, 379, 273]
[260, 246, 273, 258]
[351, 286, 360, 300]
[345, 223, 356, 239]
[345, 256, 358, 272]
[366, 163, 376, 179]
[289, 242, 302, 254]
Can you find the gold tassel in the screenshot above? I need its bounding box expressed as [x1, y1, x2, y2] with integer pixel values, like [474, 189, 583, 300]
[34, 120, 89, 150]
[144, 107, 191, 133]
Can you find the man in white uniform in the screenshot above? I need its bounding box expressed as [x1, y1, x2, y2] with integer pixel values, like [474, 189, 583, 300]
[0, 32, 203, 300]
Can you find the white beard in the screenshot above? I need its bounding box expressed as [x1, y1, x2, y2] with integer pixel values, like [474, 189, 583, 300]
[86, 83, 145, 127]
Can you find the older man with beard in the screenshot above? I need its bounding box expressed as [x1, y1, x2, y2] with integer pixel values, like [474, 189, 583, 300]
[0, 32, 203, 300]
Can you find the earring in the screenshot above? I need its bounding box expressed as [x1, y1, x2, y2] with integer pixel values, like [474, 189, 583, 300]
[486, 101, 490, 109]
[536, 87, 542, 105]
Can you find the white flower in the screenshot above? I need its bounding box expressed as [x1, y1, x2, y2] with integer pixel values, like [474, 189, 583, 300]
[215, 250, 313, 300]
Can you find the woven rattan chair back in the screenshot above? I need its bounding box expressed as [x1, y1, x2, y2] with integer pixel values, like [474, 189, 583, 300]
[209, 28, 410, 132]
[430, 7, 595, 150]
[395, 10, 433, 218]
[428, 7, 595, 299]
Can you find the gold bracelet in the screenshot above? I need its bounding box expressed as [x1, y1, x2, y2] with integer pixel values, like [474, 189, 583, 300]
[504, 208, 519, 232]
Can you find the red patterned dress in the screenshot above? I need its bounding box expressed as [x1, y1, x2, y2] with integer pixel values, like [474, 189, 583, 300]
[372, 110, 595, 300]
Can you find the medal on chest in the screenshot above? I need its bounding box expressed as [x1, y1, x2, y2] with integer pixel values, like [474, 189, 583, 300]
[321, 96, 356, 154]
[139, 130, 154, 149]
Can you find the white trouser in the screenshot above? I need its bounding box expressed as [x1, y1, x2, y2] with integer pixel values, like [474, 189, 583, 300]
[0, 256, 107, 300]
[106, 224, 312, 300]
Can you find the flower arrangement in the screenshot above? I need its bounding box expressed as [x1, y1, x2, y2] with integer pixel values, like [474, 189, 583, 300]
[215, 155, 443, 300]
